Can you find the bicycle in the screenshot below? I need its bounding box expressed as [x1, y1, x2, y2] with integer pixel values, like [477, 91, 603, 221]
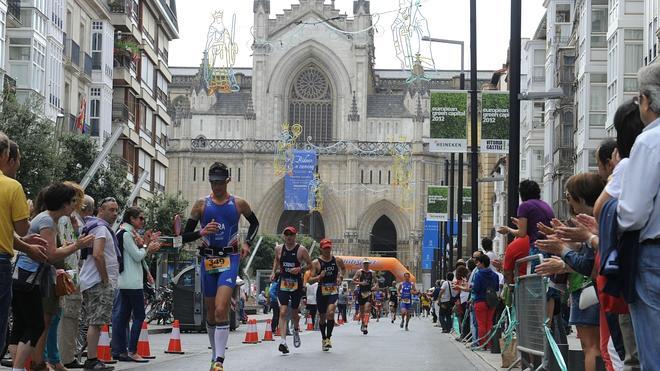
[145, 284, 174, 325]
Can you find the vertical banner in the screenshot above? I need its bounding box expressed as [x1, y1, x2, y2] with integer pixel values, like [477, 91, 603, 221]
[284, 149, 317, 210]
[427, 185, 449, 221]
[461, 187, 472, 222]
[481, 91, 510, 153]
[429, 90, 468, 153]
[422, 219, 439, 270]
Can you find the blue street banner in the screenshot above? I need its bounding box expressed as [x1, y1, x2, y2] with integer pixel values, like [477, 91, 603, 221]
[422, 219, 439, 270]
[284, 149, 317, 210]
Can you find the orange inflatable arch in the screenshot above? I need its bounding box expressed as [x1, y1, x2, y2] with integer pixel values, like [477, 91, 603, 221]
[303, 256, 416, 283]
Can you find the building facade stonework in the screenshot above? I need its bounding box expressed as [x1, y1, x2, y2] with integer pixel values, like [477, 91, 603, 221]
[166, 0, 492, 278]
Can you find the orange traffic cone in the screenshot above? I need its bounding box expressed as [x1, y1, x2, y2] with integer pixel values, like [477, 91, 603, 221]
[242, 319, 260, 344]
[137, 321, 156, 359]
[98, 324, 116, 364]
[262, 320, 275, 341]
[306, 314, 314, 331]
[164, 320, 185, 354]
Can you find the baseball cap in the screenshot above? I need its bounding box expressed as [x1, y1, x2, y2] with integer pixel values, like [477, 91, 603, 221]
[320, 239, 332, 249]
[208, 162, 230, 182]
[283, 226, 298, 235]
[362, 258, 370, 264]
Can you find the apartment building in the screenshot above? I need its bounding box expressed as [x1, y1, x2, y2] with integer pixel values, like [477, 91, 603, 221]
[109, 0, 178, 198]
[521, 34, 547, 185]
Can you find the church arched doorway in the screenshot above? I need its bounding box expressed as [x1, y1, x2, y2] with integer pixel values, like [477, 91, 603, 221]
[370, 216, 397, 258]
[277, 210, 325, 242]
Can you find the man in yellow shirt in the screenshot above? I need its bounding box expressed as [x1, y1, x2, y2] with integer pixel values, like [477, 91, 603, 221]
[0, 132, 47, 355]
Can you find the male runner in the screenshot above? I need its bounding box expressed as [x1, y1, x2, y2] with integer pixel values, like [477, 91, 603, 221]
[388, 283, 398, 323]
[373, 289, 384, 321]
[353, 258, 377, 335]
[181, 163, 259, 371]
[270, 226, 312, 354]
[308, 239, 346, 351]
[398, 273, 418, 331]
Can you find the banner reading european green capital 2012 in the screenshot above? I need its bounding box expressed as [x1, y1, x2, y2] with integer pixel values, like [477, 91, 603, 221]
[429, 91, 468, 153]
[481, 91, 510, 153]
[427, 185, 449, 221]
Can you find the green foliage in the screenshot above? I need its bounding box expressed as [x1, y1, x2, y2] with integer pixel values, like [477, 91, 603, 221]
[0, 93, 61, 197]
[58, 133, 132, 207]
[430, 91, 468, 139]
[481, 92, 510, 140]
[142, 192, 189, 236]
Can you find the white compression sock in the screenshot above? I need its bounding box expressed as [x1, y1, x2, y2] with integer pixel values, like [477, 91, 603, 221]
[214, 323, 230, 362]
[206, 322, 216, 361]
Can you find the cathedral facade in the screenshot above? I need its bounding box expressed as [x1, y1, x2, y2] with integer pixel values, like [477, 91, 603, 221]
[166, 0, 492, 279]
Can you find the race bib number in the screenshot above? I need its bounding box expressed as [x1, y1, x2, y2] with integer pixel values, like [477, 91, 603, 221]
[360, 291, 372, 299]
[321, 283, 338, 296]
[401, 298, 411, 304]
[204, 256, 231, 274]
[281, 278, 299, 292]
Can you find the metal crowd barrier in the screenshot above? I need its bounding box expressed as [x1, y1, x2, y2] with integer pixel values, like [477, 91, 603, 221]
[514, 254, 547, 367]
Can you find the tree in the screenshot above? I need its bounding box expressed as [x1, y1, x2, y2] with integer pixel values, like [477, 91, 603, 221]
[57, 133, 132, 207]
[0, 92, 61, 197]
[142, 192, 189, 236]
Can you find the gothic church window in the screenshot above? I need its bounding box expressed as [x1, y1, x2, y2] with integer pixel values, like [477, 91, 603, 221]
[288, 64, 333, 144]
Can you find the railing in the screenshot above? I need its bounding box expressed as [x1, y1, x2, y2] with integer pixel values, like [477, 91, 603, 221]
[109, 0, 139, 24]
[64, 38, 81, 67]
[7, 0, 20, 23]
[113, 54, 137, 74]
[191, 139, 413, 155]
[158, 48, 169, 63]
[156, 87, 168, 104]
[84, 53, 93, 77]
[112, 102, 135, 123]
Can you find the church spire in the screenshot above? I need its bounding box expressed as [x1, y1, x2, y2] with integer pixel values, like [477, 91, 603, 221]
[348, 91, 360, 122]
[353, 0, 370, 15]
[414, 94, 425, 123]
[253, 0, 270, 14]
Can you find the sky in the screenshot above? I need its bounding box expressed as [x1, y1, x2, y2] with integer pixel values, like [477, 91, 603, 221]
[169, 0, 546, 71]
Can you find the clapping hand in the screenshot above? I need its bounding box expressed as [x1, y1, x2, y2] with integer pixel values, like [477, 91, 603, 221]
[555, 218, 593, 243]
[575, 214, 598, 235]
[74, 234, 95, 250]
[535, 256, 566, 276]
[535, 236, 568, 256]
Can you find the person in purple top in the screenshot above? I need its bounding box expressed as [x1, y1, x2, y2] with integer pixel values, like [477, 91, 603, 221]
[498, 179, 554, 246]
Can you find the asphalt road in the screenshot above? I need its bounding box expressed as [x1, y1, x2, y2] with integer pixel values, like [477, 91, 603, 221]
[110, 315, 493, 371]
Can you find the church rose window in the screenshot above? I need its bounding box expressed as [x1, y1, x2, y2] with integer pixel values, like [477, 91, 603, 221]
[288, 64, 333, 144]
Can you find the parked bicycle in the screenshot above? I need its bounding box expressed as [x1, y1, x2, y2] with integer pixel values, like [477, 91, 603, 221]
[145, 284, 174, 325]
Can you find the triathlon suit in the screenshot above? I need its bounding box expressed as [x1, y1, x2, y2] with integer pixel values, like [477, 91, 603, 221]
[399, 281, 413, 311]
[315, 257, 339, 315]
[357, 270, 374, 306]
[200, 195, 240, 297]
[388, 286, 398, 306]
[374, 290, 384, 309]
[277, 244, 304, 308]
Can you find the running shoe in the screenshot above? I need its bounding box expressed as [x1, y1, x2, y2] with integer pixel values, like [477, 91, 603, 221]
[82, 359, 114, 371]
[362, 327, 368, 335]
[279, 343, 290, 354]
[210, 361, 224, 371]
[322, 339, 329, 351]
[293, 329, 301, 348]
[327, 338, 332, 348]
[400, 321, 404, 328]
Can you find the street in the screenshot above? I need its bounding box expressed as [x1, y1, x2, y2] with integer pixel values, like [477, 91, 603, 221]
[111, 316, 493, 371]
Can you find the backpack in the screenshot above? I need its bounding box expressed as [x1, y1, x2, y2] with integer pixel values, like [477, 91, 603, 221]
[485, 286, 499, 308]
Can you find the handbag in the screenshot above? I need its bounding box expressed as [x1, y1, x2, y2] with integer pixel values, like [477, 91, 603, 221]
[579, 284, 599, 310]
[55, 269, 76, 297]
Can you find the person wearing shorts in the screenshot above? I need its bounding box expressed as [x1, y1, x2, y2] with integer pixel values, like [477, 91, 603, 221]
[271, 226, 312, 354]
[180, 163, 259, 371]
[308, 239, 345, 351]
[353, 259, 377, 335]
[388, 284, 398, 323]
[398, 273, 417, 331]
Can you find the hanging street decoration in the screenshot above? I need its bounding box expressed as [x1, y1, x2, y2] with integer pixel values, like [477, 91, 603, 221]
[391, 0, 435, 83]
[204, 10, 239, 95]
[274, 123, 303, 177]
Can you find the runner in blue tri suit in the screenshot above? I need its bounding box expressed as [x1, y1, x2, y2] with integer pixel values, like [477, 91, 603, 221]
[181, 163, 259, 371]
[398, 273, 418, 331]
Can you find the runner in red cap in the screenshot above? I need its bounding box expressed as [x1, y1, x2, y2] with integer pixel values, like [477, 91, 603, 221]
[308, 239, 346, 351]
[271, 226, 312, 354]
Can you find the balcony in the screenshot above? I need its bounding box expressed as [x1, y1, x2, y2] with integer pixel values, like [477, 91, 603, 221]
[7, 0, 20, 27]
[64, 38, 81, 71]
[158, 48, 169, 64]
[112, 102, 135, 124]
[109, 0, 141, 41]
[109, 0, 139, 24]
[83, 53, 93, 79]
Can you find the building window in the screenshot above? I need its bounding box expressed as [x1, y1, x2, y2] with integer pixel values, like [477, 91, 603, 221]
[589, 113, 606, 127]
[140, 53, 154, 93]
[624, 29, 643, 41]
[9, 37, 30, 61]
[193, 167, 196, 182]
[288, 64, 333, 144]
[624, 78, 638, 92]
[361, 169, 364, 184]
[369, 170, 373, 184]
[624, 44, 643, 73]
[556, 4, 571, 22]
[32, 40, 45, 94]
[91, 21, 102, 70]
[378, 170, 382, 185]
